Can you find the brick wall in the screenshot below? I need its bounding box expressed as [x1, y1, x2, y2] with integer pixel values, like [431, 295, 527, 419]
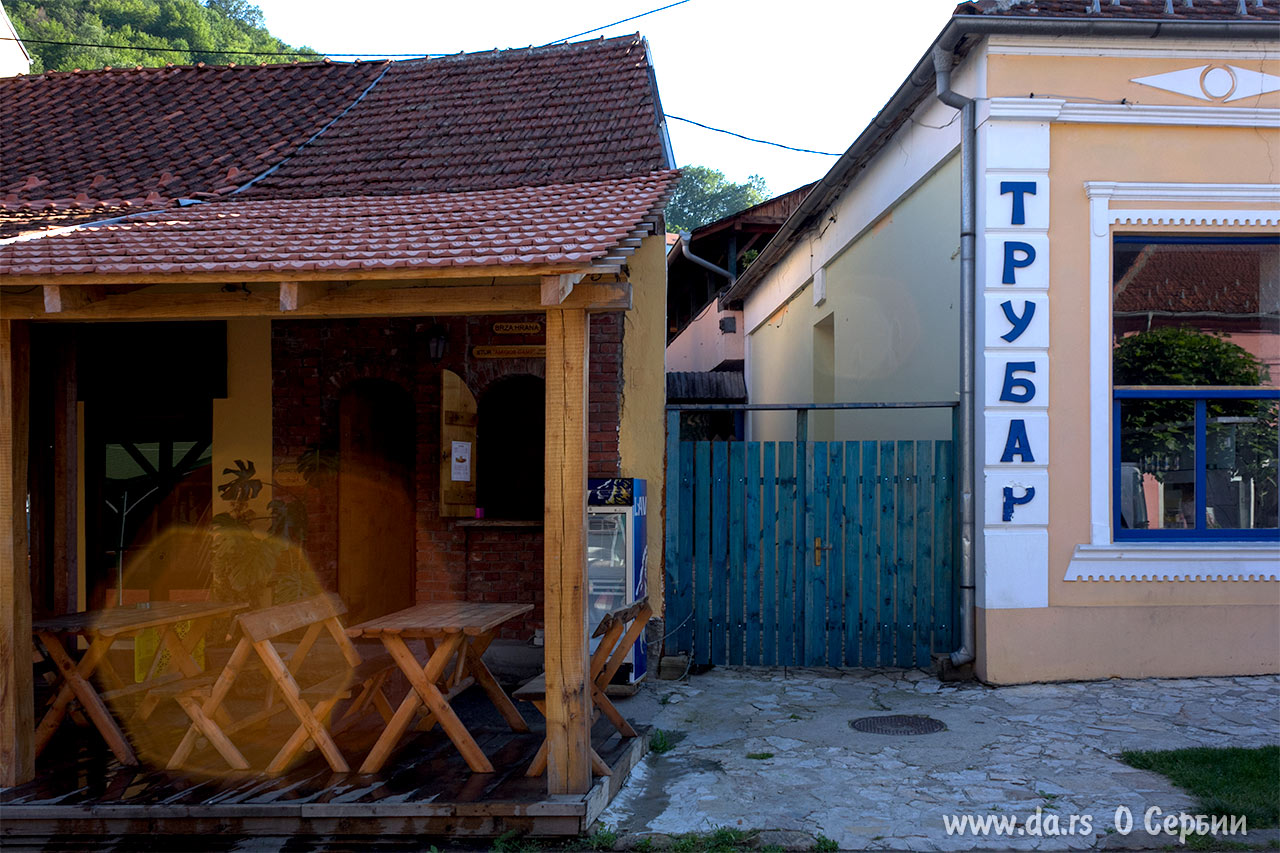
[271, 313, 622, 637]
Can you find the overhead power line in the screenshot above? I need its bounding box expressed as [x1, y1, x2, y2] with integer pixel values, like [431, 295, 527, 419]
[540, 0, 693, 47]
[666, 115, 841, 156]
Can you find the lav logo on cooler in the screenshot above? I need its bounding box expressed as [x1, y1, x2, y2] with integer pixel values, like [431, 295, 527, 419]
[997, 181, 1039, 523]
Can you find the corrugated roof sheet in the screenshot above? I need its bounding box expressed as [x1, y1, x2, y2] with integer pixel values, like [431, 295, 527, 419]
[0, 172, 678, 279]
[666, 371, 748, 401]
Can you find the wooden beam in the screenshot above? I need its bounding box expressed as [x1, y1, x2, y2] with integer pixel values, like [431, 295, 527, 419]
[278, 281, 332, 312]
[542, 308, 591, 795]
[0, 263, 618, 287]
[540, 274, 583, 307]
[1, 281, 632, 322]
[52, 331, 76, 614]
[41, 285, 104, 313]
[0, 320, 34, 786]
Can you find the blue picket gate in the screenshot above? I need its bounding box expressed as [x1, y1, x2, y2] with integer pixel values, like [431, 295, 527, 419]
[663, 415, 956, 668]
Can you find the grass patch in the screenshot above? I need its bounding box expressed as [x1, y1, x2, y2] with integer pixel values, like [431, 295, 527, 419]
[668, 826, 755, 852]
[745, 752, 774, 760]
[650, 729, 675, 754]
[1121, 746, 1280, 829]
[811, 835, 839, 852]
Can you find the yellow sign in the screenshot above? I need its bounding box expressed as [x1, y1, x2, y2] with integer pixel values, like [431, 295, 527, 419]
[492, 322, 542, 335]
[472, 345, 547, 359]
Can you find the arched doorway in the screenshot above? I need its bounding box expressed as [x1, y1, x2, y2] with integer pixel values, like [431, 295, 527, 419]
[338, 379, 415, 624]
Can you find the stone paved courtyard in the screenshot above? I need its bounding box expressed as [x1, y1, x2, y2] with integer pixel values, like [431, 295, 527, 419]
[599, 668, 1280, 851]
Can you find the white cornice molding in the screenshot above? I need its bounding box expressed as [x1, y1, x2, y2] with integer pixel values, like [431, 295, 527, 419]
[986, 36, 1280, 61]
[988, 98, 1066, 120]
[1061, 102, 1280, 128]
[1109, 209, 1280, 227]
[989, 98, 1280, 128]
[1066, 543, 1280, 582]
[1083, 181, 1280, 203]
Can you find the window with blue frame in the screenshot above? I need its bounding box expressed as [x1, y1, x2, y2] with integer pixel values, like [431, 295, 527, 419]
[1112, 235, 1279, 541]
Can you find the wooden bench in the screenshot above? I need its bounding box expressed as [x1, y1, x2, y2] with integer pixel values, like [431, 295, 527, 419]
[162, 594, 396, 775]
[515, 597, 652, 777]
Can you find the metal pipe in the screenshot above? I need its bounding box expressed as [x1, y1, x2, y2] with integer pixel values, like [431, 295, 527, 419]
[665, 401, 958, 411]
[678, 232, 734, 282]
[933, 44, 976, 669]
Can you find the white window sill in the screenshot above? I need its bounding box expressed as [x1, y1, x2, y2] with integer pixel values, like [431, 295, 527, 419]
[1066, 542, 1280, 581]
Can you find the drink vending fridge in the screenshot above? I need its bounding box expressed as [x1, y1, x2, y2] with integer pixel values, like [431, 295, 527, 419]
[586, 477, 647, 683]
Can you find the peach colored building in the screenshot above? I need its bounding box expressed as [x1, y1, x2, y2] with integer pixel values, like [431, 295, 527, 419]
[726, 0, 1279, 684]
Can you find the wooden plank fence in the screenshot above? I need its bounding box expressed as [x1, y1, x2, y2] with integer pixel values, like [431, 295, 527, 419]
[664, 434, 955, 669]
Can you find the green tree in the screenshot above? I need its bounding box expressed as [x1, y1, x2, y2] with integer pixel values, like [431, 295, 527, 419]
[1114, 327, 1276, 523]
[9, 0, 318, 73]
[665, 165, 768, 233]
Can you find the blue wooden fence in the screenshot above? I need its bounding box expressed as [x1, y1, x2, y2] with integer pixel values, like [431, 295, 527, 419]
[664, 430, 956, 668]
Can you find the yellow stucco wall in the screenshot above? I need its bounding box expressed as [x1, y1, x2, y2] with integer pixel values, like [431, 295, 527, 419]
[979, 45, 1280, 682]
[212, 319, 274, 519]
[619, 233, 668, 611]
[748, 157, 961, 442]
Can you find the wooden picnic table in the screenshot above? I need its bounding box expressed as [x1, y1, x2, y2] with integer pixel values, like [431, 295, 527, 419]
[346, 601, 533, 774]
[32, 600, 246, 766]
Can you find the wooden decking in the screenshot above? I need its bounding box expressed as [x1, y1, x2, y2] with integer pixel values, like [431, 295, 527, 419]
[1, 678, 647, 840]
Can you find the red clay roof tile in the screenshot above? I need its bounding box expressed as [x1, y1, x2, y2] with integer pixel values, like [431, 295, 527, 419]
[1, 35, 669, 238]
[0, 172, 679, 279]
[0, 61, 387, 227]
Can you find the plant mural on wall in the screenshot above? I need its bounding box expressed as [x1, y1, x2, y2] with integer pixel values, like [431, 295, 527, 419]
[210, 449, 337, 607]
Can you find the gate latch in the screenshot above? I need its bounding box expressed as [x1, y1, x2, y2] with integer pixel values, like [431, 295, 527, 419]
[814, 537, 835, 566]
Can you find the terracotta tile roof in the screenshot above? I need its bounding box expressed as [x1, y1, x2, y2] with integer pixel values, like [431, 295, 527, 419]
[0, 35, 669, 242]
[0, 61, 387, 227]
[1113, 244, 1272, 314]
[241, 36, 670, 200]
[0, 172, 679, 280]
[956, 0, 1277, 19]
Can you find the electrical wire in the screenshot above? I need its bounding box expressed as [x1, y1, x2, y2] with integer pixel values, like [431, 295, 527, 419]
[666, 115, 841, 156]
[539, 0, 693, 47]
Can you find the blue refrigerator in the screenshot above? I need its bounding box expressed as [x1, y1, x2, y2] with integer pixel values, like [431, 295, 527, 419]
[586, 478, 647, 683]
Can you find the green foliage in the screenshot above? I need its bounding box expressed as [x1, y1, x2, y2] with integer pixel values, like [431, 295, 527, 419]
[810, 835, 839, 853]
[1113, 326, 1268, 388]
[744, 752, 773, 760]
[665, 166, 768, 233]
[668, 827, 755, 853]
[649, 729, 674, 753]
[578, 827, 618, 851]
[9, 0, 319, 73]
[1121, 746, 1279, 829]
[1113, 328, 1277, 505]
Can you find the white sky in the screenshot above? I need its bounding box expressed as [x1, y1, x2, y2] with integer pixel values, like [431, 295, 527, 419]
[251, 0, 964, 196]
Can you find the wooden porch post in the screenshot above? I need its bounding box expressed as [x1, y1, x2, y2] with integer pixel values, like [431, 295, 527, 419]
[542, 307, 592, 794]
[1, 320, 34, 786]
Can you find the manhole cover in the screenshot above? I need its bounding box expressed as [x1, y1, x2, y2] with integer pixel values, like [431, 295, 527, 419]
[850, 715, 946, 736]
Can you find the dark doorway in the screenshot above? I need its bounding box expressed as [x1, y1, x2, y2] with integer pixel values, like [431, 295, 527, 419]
[338, 379, 415, 624]
[477, 375, 545, 520]
[80, 322, 224, 607]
